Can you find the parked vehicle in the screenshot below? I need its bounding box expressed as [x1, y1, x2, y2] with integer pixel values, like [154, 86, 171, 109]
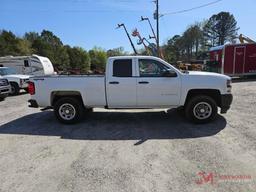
[0, 55, 55, 76]
[209, 43, 256, 76]
[0, 77, 11, 101]
[28, 56, 233, 124]
[0, 67, 30, 95]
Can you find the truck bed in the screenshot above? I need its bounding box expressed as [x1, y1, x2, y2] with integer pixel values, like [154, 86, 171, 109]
[30, 75, 106, 107]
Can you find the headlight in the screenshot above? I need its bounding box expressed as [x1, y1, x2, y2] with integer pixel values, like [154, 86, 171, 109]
[227, 79, 232, 92]
[227, 80, 232, 88]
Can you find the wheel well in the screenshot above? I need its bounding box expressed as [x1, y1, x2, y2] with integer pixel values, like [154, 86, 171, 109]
[10, 81, 19, 86]
[185, 89, 221, 107]
[51, 91, 84, 106]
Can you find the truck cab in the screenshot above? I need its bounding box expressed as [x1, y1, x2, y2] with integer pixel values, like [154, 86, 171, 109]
[105, 56, 181, 108]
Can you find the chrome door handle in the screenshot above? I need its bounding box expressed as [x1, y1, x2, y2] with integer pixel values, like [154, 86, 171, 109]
[109, 81, 119, 84]
[138, 81, 149, 84]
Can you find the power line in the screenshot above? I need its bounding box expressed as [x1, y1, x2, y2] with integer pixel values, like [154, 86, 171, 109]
[162, 0, 223, 16]
[0, 9, 145, 13]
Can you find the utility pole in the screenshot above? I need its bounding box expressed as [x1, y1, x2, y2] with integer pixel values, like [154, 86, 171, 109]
[155, 0, 160, 57]
[116, 24, 138, 55]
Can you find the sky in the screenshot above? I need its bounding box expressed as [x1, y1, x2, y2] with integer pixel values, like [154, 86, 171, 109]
[1, 0, 255, 52]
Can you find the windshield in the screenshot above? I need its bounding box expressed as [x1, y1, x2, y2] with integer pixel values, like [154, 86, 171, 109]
[0, 68, 17, 75]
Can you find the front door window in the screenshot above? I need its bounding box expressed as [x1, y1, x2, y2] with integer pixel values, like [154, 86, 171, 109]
[139, 59, 169, 77]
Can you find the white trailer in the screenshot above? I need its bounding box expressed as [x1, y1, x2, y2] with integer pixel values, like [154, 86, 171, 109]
[0, 55, 55, 76]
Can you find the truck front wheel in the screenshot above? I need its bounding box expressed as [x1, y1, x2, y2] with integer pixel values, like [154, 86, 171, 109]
[185, 95, 217, 124]
[54, 97, 83, 124]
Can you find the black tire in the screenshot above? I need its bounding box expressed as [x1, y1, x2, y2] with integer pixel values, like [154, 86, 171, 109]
[10, 82, 20, 96]
[185, 95, 217, 124]
[54, 97, 84, 124]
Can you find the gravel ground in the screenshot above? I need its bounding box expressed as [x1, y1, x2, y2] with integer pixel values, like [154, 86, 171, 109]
[0, 81, 256, 192]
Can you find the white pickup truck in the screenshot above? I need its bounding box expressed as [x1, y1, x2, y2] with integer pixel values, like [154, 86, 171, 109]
[28, 56, 233, 124]
[0, 67, 30, 95]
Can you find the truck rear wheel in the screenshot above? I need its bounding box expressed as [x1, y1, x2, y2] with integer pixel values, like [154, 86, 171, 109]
[54, 97, 83, 124]
[10, 82, 20, 96]
[185, 95, 217, 124]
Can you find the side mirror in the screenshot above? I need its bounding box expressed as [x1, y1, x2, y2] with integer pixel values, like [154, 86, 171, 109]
[162, 69, 177, 77]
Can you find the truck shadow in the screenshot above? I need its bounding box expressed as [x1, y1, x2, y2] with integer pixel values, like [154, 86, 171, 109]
[0, 109, 227, 145]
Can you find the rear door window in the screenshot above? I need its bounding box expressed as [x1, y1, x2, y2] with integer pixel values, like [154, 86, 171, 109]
[113, 59, 132, 77]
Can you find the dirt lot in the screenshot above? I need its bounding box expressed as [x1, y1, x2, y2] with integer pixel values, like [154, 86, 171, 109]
[0, 81, 256, 192]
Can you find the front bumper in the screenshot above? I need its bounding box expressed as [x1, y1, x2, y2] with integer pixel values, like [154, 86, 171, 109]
[0, 85, 11, 97]
[220, 94, 233, 114]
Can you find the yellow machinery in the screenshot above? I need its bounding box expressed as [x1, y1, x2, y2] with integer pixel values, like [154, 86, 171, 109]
[178, 62, 203, 71]
[239, 34, 256, 44]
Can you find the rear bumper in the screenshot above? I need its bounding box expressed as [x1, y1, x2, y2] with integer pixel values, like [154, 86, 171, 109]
[220, 94, 233, 114]
[28, 99, 39, 108]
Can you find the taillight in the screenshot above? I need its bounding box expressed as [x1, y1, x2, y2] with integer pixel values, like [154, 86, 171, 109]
[28, 82, 35, 95]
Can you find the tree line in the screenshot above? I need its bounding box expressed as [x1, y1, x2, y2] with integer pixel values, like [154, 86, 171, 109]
[163, 11, 239, 64]
[0, 30, 127, 73]
[0, 11, 239, 72]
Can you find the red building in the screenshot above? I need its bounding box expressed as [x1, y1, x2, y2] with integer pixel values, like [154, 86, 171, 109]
[209, 43, 256, 76]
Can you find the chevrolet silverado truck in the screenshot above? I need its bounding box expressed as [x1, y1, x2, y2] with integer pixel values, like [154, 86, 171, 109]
[28, 56, 233, 124]
[0, 77, 11, 101]
[0, 67, 30, 95]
